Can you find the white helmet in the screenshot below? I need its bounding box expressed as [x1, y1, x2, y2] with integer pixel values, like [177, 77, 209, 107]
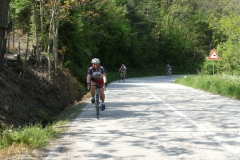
[91, 58, 100, 64]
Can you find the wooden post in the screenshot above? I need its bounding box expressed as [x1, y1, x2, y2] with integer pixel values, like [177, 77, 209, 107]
[213, 60, 214, 75]
[16, 41, 20, 62]
[18, 41, 20, 55]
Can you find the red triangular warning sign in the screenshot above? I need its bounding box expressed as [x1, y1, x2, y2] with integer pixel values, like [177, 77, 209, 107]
[208, 49, 220, 60]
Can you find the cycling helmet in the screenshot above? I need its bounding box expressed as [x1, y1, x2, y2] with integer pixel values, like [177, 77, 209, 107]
[91, 58, 100, 64]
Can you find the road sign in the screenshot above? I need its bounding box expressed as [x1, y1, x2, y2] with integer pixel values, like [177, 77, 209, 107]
[208, 49, 220, 60]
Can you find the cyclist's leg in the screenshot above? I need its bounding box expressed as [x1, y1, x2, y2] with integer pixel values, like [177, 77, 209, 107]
[90, 81, 96, 102]
[99, 88, 105, 103]
[123, 71, 126, 79]
[95, 80, 105, 107]
[99, 87, 105, 110]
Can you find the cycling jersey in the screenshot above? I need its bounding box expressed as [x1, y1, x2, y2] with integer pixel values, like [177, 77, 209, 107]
[87, 66, 106, 81]
[166, 65, 171, 70]
[120, 68, 125, 72]
[120, 66, 127, 71]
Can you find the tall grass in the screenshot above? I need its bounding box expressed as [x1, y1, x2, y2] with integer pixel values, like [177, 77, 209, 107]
[0, 124, 59, 150]
[175, 75, 240, 99]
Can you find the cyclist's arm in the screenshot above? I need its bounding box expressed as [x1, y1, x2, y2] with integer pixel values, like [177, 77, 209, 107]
[87, 67, 92, 83]
[103, 73, 107, 84]
[86, 74, 91, 83]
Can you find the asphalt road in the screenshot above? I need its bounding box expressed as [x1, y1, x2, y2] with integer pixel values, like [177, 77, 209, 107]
[45, 75, 240, 160]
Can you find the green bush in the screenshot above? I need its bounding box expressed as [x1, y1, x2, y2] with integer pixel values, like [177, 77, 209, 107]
[201, 41, 240, 76]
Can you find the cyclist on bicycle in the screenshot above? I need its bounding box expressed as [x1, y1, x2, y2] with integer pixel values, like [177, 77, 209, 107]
[166, 64, 172, 75]
[87, 58, 107, 111]
[118, 64, 127, 81]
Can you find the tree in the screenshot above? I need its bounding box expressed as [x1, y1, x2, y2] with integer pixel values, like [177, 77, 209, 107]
[0, 0, 11, 72]
[39, 0, 79, 76]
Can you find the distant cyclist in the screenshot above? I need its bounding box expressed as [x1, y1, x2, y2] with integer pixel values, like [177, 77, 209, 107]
[166, 64, 172, 76]
[118, 64, 127, 81]
[87, 58, 107, 111]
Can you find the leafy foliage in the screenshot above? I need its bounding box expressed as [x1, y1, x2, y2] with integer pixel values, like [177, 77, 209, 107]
[9, 0, 240, 79]
[202, 41, 240, 75]
[10, 0, 32, 33]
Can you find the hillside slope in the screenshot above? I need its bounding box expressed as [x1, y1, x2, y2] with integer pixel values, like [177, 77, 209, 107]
[0, 60, 85, 128]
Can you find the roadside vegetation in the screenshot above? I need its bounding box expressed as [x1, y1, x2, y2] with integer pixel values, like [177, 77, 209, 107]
[0, 124, 59, 158]
[0, 125, 59, 150]
[175, 74, 240, 100]
[0, 98, 88, 159]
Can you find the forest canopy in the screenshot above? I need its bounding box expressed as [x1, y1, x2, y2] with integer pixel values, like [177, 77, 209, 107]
[7, 0, 240, 80]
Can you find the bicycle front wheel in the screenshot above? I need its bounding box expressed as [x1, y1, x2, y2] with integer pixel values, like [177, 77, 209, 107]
[95, 93, 100, 119]
[96, 100, 99, 119]
[119, 74, 122, 82]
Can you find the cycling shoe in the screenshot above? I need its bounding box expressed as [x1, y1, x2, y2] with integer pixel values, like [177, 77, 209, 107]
[91, 98, 95, 103]
[101, 103, 105, 111]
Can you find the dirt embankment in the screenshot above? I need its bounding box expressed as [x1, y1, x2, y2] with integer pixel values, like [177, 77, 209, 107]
[1, 30, 85, 128]
[0, 59, 85, 128]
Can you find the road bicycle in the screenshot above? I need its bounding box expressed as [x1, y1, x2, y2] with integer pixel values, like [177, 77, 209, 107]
[119, 71, 125, 82]
[167, 69, 172, 77]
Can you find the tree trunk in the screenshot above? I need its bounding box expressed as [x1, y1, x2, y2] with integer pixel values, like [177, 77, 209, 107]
[24, 10, 31, 65]
[33, 0, 40, 65]
[0, 0, 10, 71]
[47, 23, 52, 79]
[51, 0, 59, 75]
[40, 0, 44, 31]
[47, 2, 55, 80]
[53, 21, 59, 75]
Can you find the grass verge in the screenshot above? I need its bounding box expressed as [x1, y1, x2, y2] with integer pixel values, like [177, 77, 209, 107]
[175, 74, 240, 100]
[0, 124, 59, 159]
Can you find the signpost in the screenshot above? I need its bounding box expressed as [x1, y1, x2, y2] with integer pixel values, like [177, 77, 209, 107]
[207, 49, 220, 75]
